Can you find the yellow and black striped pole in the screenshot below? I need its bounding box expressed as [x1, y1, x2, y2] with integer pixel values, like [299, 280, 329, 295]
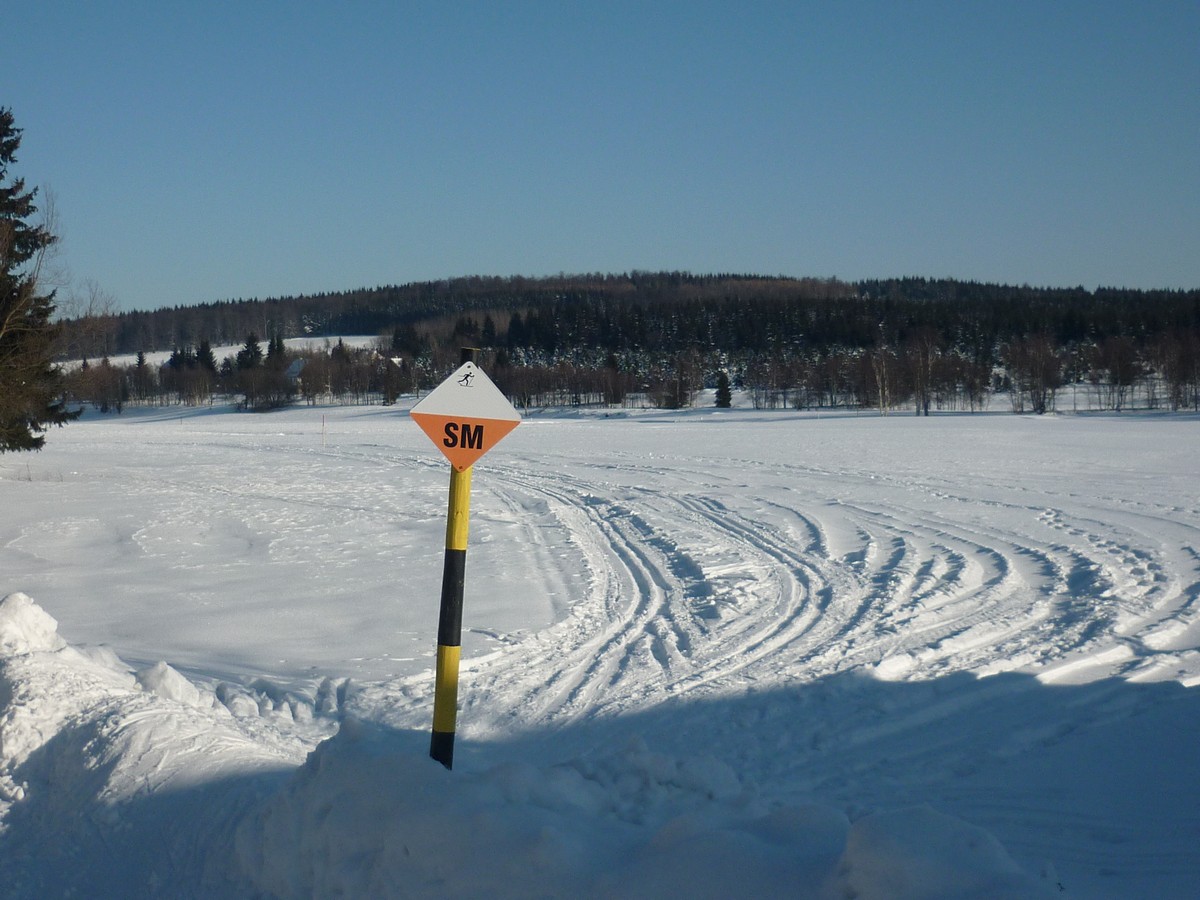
[430, 461, 471, 768]
[412, 347, 519, 769]
[429, 347, 477, 769]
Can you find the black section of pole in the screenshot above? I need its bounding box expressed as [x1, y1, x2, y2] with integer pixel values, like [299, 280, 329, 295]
[437, 549, 466, 645]
[430, 730, 455, 769]
[461, 346, 478, 364]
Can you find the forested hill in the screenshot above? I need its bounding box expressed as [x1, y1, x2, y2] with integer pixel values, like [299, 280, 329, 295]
[60, 273, 1200, 362]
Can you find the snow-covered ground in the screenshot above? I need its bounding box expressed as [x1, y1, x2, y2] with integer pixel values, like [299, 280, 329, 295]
[68, 335, 384, 369]
[2, 397, 1198, 898]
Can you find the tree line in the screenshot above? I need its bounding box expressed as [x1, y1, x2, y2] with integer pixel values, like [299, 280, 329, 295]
[51, 273, 1200, 416]
[63, 315, 1200, 416]
[57, 272, 1200, 416]
[60, 273, 1199, 362]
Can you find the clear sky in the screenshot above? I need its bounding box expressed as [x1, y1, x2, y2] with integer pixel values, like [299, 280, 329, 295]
[5, 1, 1198, 313]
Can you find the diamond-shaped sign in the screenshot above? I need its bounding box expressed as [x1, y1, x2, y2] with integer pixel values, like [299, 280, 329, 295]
[409, 362, 521, 471]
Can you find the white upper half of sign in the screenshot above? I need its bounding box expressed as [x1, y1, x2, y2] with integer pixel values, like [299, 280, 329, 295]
[409, 362, 521, 422]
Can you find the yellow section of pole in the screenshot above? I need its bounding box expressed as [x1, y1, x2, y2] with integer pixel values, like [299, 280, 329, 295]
[432, 644, 461, 732]
[445, 465, 473, 550]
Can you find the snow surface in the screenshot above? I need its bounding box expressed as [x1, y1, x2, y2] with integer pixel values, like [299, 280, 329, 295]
[2, 396, 1198, 898]
[67, 335, 384, 370]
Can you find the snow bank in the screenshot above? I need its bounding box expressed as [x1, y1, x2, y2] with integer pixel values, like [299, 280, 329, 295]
[0, 592, 65, 654]
[135, 660, 210, 708]
[832, 805, 1054, 900]
[236, 722, 841, 898]
[0, 594, 296, 897]
[236, 718, 1054, 899]
[0, 591, 127, 801]
[0, 593, 1057, 898]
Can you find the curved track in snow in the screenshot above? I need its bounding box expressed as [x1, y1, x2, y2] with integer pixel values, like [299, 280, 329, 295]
[351, 426, 1200, 741]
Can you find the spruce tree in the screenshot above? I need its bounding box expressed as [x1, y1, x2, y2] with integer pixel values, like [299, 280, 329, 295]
[236, 332, 263, 369]
[0, 107, 78, 451]
[196, 339, 218, 373]
[266, 334, 286, 369]
[715, 370, 732, 408]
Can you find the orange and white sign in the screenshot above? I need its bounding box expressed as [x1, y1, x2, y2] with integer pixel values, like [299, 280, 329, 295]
[409, 362, 521, 471]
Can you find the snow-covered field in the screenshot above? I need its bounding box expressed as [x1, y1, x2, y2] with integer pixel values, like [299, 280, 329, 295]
[2, 397, 1198, 898]
[71, 334, 385, 370]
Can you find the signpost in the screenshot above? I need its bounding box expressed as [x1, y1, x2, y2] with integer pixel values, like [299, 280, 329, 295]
[410, 350, 521, 769]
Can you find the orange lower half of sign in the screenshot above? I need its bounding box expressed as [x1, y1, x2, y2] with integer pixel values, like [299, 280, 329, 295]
[410, 412, 520, 471]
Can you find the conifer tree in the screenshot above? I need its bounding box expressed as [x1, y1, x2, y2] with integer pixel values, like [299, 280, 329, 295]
[266, 334, 286, 369]
[715, 370, 732, 408]
[236, 332, 263, 369]
[0, 107, 78, 451]
[196, 339, 218, 373]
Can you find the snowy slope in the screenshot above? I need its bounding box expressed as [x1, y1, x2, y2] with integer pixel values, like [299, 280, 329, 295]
[2, 400, 1198, 897]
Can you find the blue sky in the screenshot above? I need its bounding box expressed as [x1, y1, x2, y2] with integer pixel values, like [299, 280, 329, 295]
[5, 1, 1198, 312]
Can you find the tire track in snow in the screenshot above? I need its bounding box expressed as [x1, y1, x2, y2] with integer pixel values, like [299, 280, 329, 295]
[480, 472, 827, 715]
[461, 477, 682, 726]
[355, 439, 1200, 731]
